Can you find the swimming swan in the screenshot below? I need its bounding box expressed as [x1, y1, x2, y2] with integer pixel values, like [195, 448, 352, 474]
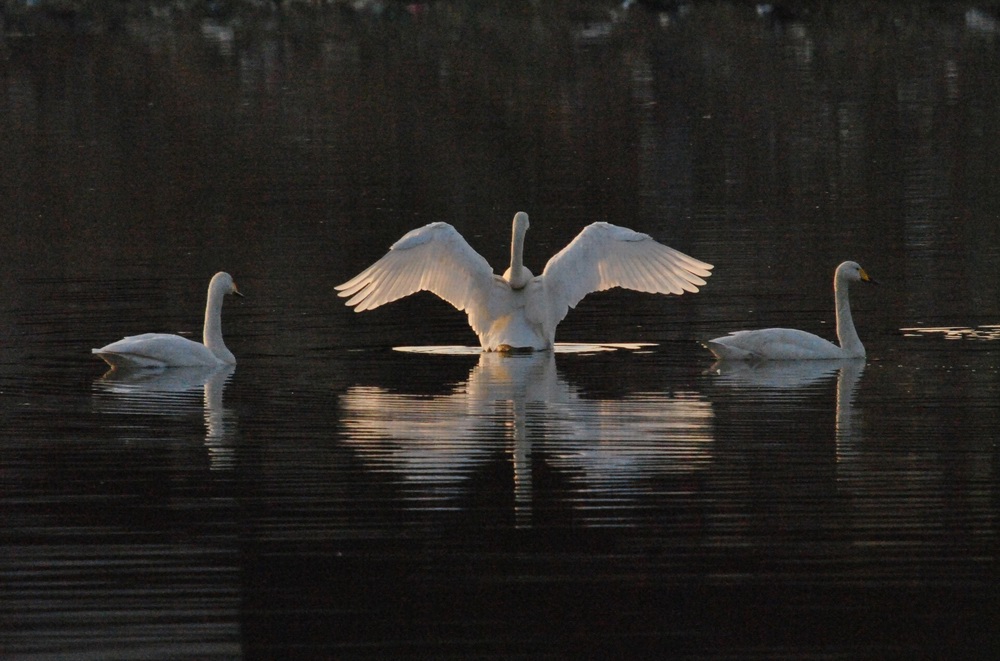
[336, 212, 713, 351]
[706, 261, 876, 361]
[93, 272, 243, 369]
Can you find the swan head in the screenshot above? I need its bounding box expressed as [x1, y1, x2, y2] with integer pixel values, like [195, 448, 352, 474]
[836, 261, 876, 285]
[512, 211, 529, 235]
[211, 271, 244, 298]
[503, 211, 534, 289]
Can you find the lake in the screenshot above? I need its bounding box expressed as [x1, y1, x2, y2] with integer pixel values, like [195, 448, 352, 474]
[1, 2, 998, 659]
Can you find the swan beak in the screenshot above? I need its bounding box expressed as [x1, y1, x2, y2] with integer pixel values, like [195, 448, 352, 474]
[859, 268, 878, 285]
[232, 285, 245, 298]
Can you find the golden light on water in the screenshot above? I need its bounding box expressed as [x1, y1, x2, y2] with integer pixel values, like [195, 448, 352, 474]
[900, 326, 1000, 341]
[393, 343, 658, 355]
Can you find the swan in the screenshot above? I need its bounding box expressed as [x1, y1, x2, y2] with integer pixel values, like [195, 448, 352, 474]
[706, 261, 876, 361]
[93, 272, 243, 369]
[336, 211, 713, 351]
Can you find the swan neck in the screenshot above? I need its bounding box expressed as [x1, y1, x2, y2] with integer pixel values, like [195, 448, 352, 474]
[835, 276, 863, 357]
[203, 282, 231, 360]
[511, 223, 525, 270]
[508, 217, 529, 288]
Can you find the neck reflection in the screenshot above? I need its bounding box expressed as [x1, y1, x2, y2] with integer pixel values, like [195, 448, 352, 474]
[92, 364, 237, 470]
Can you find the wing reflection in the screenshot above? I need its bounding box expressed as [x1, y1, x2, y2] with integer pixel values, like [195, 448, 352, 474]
[92, 365, 237, 470]
[340, 352, 714, 525]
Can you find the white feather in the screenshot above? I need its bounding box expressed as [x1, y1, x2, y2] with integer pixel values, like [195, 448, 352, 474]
[93, 272, 243, 369]
[337, 212, 713, 351]
[706, 261, 875, 361]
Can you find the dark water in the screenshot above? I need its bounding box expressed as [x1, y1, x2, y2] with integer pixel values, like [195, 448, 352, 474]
[2, 3, 999, 659]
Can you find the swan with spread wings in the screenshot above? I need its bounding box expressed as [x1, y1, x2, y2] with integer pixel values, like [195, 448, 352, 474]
[336, 212, 713, 351]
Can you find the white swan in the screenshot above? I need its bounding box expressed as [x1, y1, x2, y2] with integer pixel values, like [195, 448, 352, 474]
[93, 272, 243, 369]
[706, 261, 876, 361]
[336, 212, 713, 351]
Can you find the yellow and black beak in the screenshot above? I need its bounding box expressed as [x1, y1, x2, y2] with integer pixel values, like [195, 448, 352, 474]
[860, 268, 878, 285]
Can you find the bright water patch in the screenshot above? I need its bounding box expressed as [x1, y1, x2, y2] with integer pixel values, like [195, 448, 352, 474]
[393, 342, 658, 355]
[900, 325, 1000, 341]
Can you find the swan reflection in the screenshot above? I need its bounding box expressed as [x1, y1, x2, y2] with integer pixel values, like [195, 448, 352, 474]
[709, 358, 865, 448]
[710, 358, 857, 389]
[340, 351, 714, 525]
[92, 365, 237, 470]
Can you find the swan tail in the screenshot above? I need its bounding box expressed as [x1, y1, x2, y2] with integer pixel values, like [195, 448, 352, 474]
[704, 338, 758, 361]
[92, 349, 168, 370]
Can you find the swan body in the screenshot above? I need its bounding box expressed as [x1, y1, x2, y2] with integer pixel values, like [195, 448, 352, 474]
[336, 212, 713, 351]
[93, 272, 243, 369]
[706, 261, 875, 361]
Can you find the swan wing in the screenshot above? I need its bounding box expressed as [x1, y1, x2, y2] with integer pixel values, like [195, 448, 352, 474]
[540, 222, 713, 321]
[93, 333, 218, 368]
[707, 328, 843, 361]
[336, 222, 500, 315]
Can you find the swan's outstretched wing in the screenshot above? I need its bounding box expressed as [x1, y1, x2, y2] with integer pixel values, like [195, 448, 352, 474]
[540, 222, 713, 321]
[336, 222, 499, 314]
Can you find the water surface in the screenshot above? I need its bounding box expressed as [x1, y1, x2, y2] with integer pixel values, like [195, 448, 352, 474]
[2, 3, 998, 659]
